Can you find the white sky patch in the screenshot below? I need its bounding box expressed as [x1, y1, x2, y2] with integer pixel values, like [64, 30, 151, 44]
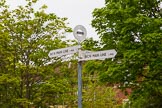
[6, 0, 105, 40]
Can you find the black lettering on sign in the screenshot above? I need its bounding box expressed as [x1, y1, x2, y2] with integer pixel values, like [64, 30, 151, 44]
[93, 54, 99, 57]
[85, 55, 91, 58]
[100, 53, 106, 56]
[56, 51, 62, 54]
[70, 49, 74, 52]
[63, 49, 68, 53]
[50, 52, 55, 56]
[109, 53, 114, 55]
[77, 31, 84, 35]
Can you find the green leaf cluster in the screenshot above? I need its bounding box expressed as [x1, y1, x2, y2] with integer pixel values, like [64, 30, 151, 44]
[92, 0, 162, 107]
[0, 0, 73, 107]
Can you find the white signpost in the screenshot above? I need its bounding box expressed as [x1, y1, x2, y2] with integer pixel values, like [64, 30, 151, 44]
[48, 25, 117, 108]
[80, 49, 117, 61]
[48, 45, 79, 58]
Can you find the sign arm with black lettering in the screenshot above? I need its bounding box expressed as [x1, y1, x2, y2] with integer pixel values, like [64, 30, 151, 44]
[79, 49, 117, 61]
[48, 46, 79, 58]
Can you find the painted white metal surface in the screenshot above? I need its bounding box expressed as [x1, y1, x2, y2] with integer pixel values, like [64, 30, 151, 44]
[73, 25, 87, 42]
[80, 49, 117, 61]
[48, 46, 79, 58]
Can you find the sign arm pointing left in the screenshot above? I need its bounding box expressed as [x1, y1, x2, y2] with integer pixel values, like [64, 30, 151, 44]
[48, 46, 79, 58]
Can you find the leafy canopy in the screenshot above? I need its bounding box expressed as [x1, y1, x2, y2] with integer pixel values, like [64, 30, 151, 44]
[92, 0, 162, 107]
[0, 0, 72, 107]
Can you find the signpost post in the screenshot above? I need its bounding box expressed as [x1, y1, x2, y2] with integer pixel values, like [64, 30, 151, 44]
[48, 25, 117, 108]
[73, 25, 87, 108]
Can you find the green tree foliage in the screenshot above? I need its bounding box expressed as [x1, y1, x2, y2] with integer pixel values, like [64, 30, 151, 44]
[0, 0, 72, 107]
[82, 37, 101, 51]
[82, 61, 120, 108]
[81, 39, 121, 107]
[92, 0, 162, 107]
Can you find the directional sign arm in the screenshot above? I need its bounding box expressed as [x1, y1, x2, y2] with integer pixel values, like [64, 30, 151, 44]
[48, 46, 79, 58]
[79, 49, 117, 61]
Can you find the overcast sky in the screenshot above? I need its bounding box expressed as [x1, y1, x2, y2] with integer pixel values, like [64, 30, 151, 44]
[6, 0, 105, 40]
